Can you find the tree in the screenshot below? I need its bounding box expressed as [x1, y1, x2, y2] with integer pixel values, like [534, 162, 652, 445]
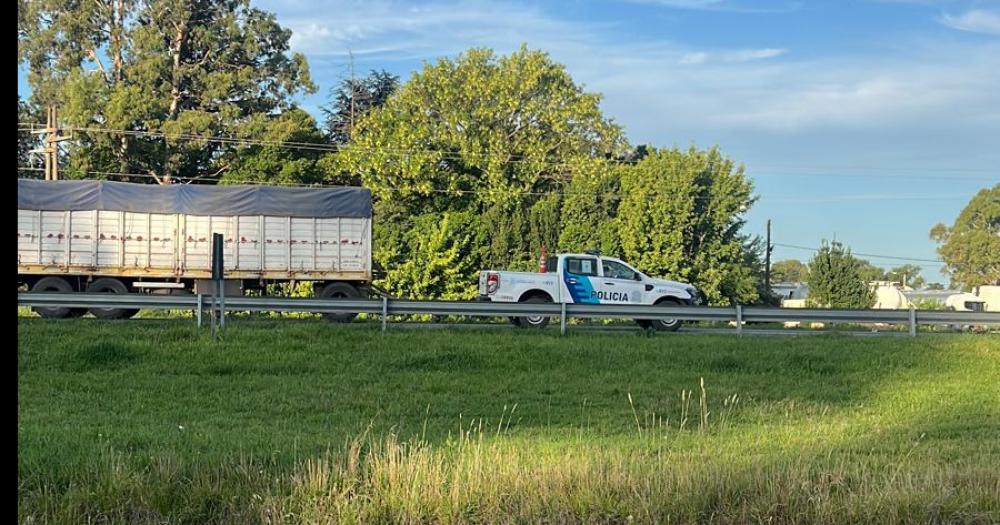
[616, 147, 762, 305]
[770, 259, 809, 283]
[334, 46, 624, 204]
[219, 108, 325, 185]
[856, 260, 887, 284]
[926, 282, 945, 290]
[375, 211, 477, 300]
[886, 264, 924, 289]
[557, 159, 622, 257]
[331, 46, 625, 297]
[322, 69, 399, 144]
[807, 241, 876, 309]
[930, 184, 1000, 289]
[18, 0, 315, 183]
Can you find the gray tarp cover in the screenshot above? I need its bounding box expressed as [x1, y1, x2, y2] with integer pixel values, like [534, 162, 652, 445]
[17, 179, 372, 218]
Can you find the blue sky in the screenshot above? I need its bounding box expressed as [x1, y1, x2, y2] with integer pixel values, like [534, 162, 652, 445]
[20, 0, 1000, 283]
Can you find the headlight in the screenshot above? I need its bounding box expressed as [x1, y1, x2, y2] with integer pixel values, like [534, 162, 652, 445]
[685, 286, 702, 305]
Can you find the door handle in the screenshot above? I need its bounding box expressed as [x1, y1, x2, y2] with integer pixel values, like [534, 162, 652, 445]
[604, 282, 615, 286]
[567, 278, 579, 284]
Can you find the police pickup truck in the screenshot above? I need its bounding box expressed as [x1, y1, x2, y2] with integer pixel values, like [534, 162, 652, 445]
[477, 252, 702, 331]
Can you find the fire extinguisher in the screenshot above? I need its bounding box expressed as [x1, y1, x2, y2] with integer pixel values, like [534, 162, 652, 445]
[539, 244, 547, 273]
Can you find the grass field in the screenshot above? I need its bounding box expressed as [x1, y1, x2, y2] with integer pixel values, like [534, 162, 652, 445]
[17, 318, 1000, 524]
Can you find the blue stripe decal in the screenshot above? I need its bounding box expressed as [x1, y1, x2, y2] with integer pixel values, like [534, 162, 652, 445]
[563, 272, 598, 304]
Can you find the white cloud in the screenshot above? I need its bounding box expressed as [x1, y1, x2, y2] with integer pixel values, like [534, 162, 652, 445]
[941, 8, 1000, 35]
[679, 48, 787, 64]
[630, 0, 725, 8]
[621, 0, 800, 12]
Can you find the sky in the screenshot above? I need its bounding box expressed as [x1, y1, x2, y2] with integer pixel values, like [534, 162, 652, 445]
[19, 0, 1000, 283]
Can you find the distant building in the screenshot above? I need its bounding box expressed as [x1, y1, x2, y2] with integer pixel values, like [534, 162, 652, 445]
[772, 282, 808, 300]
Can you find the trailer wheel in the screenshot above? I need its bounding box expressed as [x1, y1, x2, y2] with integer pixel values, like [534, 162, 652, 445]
[517, 296, 551, 329]
[319, 282, 359, 323]
[636, 298, 683, 332]
[86, 278, 139, 319]
[30, 277, 86, 319]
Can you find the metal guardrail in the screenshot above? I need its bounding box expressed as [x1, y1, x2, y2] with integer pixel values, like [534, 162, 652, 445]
[17, 292, 1000, 336]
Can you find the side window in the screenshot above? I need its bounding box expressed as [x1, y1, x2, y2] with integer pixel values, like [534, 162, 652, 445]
[602, 260, 638, 280]
[566, 257, 598, 276]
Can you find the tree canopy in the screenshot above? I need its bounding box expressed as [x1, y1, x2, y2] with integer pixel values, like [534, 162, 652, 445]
[18, 0, 315, 183]
[931, 184, 1000, 289]
[807, 241, 876, 309]
[329, 47, 764, 303]
[771, 260, 809, 283]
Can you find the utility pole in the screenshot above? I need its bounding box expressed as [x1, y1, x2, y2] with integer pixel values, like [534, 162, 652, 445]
[764, 219, 773, 292]
[32, 106, 72, 180]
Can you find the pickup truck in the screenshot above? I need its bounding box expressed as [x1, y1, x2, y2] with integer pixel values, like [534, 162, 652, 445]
[478, 252, 702, 331]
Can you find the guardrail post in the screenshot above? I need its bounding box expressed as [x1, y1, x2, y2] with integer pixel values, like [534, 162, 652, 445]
[382, 296, 388, 332]
[560, 302, 567, 335]
[219, 287, 226, 329]
[909, 307, 917, 337]
[735, 304, 743, 337]
[196, 293, 203, 328]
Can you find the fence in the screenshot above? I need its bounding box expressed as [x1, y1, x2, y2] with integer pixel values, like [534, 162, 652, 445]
[17, 292, 1000, 336]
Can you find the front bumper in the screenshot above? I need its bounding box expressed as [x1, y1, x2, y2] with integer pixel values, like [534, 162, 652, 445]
[475, 295, 493, 302]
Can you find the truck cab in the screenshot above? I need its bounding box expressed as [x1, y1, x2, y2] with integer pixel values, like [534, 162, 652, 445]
[478, 252, 702, 331]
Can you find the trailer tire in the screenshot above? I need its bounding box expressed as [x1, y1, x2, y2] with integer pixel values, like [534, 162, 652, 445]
[636, 298, 683, 332]
[517, 295, 551, 329]
[30, 277, 86, 319]
[86, 278, 139, 319]
[319, 282, 360, 323]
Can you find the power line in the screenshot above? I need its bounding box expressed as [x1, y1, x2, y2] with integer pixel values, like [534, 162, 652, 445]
[16, 124, 999, 181]
[772, 242, 947, 265]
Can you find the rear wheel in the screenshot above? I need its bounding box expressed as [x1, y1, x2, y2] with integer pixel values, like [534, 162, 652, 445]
[319, 282, 360, 323]
[636, 298, 683, 332]
[517, 295, 551, 329]
[86, 278, 139, 319]
[30, 277, 86, 319]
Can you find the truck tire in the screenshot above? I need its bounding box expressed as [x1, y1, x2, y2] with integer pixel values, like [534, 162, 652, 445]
[517, 296, 551, 329]
[30, 276, 86, 319]
[637, 298, 683, 332]
[319, 282, 359, 323]
[86, 278, 139, 320]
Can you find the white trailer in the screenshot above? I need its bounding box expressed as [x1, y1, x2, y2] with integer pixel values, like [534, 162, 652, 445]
[17, 179, 372, 320]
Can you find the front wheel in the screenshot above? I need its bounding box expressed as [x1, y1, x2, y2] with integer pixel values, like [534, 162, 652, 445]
[517, 296, 551, 329]
[636, 298, 683, 332]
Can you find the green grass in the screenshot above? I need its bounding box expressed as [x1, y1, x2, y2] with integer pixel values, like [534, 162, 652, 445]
[17, 318, 1000, 524]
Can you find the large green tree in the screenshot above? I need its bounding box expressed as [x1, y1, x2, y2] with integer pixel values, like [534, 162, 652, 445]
[930, 184, 1000, 289]
[332, 46, 625, 298]
[18, 0, 315, 183]
[616, 147, 761, 305]
[807, 241, 876, 308]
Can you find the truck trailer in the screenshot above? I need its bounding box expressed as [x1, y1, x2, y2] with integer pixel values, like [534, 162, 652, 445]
[17, 179, 372, 320]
